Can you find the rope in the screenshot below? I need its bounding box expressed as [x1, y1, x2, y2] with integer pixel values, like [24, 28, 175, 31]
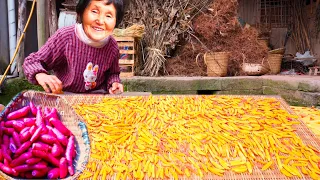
[0, 0, 37, 87]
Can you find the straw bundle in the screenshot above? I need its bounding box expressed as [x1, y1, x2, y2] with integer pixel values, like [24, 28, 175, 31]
[113, 24, 145, 38]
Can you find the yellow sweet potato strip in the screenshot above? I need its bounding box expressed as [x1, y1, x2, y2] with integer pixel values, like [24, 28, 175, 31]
[74, 96, 320, 179]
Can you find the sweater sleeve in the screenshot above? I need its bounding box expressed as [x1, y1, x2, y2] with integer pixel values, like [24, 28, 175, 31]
[106, 52, 121, 90]
[23, 28, 67, 84]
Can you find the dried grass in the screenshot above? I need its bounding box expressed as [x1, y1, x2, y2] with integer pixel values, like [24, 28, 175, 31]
[167, 0, 269, 76]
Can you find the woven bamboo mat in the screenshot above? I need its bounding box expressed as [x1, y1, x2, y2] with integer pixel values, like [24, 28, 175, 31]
[62, 94, 320, 180]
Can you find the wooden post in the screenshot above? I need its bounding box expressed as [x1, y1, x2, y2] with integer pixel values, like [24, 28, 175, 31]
[48, 0, 58, 37]
[37, 0, 47, 48]
[17, 0, 27, 78]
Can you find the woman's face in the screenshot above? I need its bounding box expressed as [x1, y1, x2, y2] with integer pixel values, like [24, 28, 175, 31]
[82, 0, 117, 41]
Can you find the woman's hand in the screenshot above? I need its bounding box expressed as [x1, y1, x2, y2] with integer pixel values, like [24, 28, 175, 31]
[0, 104, 4, 112]
[109, 82, 124, 94]
[35, 73, 63, 94]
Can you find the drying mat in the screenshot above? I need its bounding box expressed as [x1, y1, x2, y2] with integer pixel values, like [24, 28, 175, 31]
[64, 94, 320, 180]
[0, 91, 91, 180]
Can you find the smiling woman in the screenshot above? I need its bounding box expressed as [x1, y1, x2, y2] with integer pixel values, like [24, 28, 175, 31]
[23, 0, 125, 95]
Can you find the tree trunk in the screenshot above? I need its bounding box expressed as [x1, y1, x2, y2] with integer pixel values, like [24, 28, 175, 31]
[48, 0, 58, 36]
[17, 0, 27, 78]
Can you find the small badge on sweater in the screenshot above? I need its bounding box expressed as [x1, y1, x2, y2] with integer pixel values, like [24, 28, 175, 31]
[83, 62, 99, 90]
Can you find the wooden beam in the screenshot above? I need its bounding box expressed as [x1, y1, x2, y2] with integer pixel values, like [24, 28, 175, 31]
[37, 0, 47, 48]
[17, 0, 27, 78]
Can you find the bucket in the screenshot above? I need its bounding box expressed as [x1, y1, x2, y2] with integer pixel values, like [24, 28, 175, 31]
[268, 53, 283, 74]
[58, 10, 77, 29]
[196, 52, 229, 77]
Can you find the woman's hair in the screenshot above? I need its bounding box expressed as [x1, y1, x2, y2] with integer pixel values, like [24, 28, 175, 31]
[76, 0, 124, 27]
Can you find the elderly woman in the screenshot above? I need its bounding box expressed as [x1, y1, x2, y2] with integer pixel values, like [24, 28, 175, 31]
[23, 0, 124, 94]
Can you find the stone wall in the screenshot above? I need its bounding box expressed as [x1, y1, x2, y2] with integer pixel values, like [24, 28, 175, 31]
[123, 76, 320, 107]
[1, 76, 319, 107]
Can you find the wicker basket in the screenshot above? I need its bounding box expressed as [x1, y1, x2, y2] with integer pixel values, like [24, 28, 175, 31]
[241, 54, 270, 76]
[0, 91, 90, 180]
[269, 48, 285, 55]
[196, 52, 229, 77]
[258, 38, 269, 48]
[242, 63, 270, 76]
[268, 53, 283, 74]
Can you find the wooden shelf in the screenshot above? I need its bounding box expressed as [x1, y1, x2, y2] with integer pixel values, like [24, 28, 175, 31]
[115, 36, 136, 78]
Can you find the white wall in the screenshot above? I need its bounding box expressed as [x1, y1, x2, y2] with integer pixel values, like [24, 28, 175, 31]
[0, 1, 9, 73]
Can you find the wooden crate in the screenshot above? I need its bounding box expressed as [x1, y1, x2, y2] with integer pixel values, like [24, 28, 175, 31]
[114, 37, 136, 78]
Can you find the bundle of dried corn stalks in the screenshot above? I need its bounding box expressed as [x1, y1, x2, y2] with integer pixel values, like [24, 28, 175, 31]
[121, 0, 213, 76]
[291, 0, 312, 53]
[113, 24, 145, 39]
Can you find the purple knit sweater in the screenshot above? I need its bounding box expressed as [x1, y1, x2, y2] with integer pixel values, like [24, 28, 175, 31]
[23, 25, 120, 93]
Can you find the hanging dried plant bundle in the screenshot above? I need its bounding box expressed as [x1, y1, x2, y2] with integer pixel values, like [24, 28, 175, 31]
[113, 24, 145, 39]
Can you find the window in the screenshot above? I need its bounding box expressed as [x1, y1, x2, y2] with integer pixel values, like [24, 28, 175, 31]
[259, 0, 292, 28]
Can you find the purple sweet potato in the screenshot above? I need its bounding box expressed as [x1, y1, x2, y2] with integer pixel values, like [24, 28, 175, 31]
[35, 107, 44, 127]
[29, 102, 37, 116]
[47, 129, 58, 139]
[32, 168, 49, 178]
[66, 135, 75, 166]
[32, 150, 60, 167]
[9, 138, 17, 153]
[44, 107, 51, 116]
[40, 134, 57, 145]
[2, 127, 14, 135]
[3, 134, 9, 148]
[25, 172, 33, 178]
[1, 145, 12, 162]
[10, 152, 33, 167]
[15, 141, 32, 155]
[23, 118, 36, 127]
[30, 126, 43, 142]
[0, 162, 14, 175]
[12, 121, 25, 132]
[14, 164, 47, 173]
[20, 127, 30, 135]
[4, 121, 15, 127]
[0, 122, 3, 144]
[51, 143, 63, 157]
[49, 118, 70, 136]
[26, 158, 42, 165]
[47, 168, 60, 179]
[20, 131, 31, 143]
[12, 131, 21, 148]
[52, 128, 68, 146]
[4, 159, 9, 166]
[0, 150, 3, 162]
[46, 108, 59, 120]
[29, 125, 37, 135]
[7, 106, 30, 120]
[32, 142, 52, 152]
[59, 157, 68, 178]
[40, 124, 48, 134]
[37, 161, 48, 166]
[68, 165, 75, 176]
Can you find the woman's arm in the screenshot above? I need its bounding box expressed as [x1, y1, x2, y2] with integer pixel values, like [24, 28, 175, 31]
[106, 54, 121, 90]
[23, 28, 67, 85]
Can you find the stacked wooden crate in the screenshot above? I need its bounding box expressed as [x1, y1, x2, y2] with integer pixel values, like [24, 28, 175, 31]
[114, 37, 136, 77]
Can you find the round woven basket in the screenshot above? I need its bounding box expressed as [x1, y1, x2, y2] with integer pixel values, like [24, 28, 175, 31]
[258, 38, 269, 48]
[242, 63, 270, 76]
[202, 52, 229, 77]
[269, 48, 285, 55]
[268, 53, 283, 74]
[0, 91, 90, 180]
